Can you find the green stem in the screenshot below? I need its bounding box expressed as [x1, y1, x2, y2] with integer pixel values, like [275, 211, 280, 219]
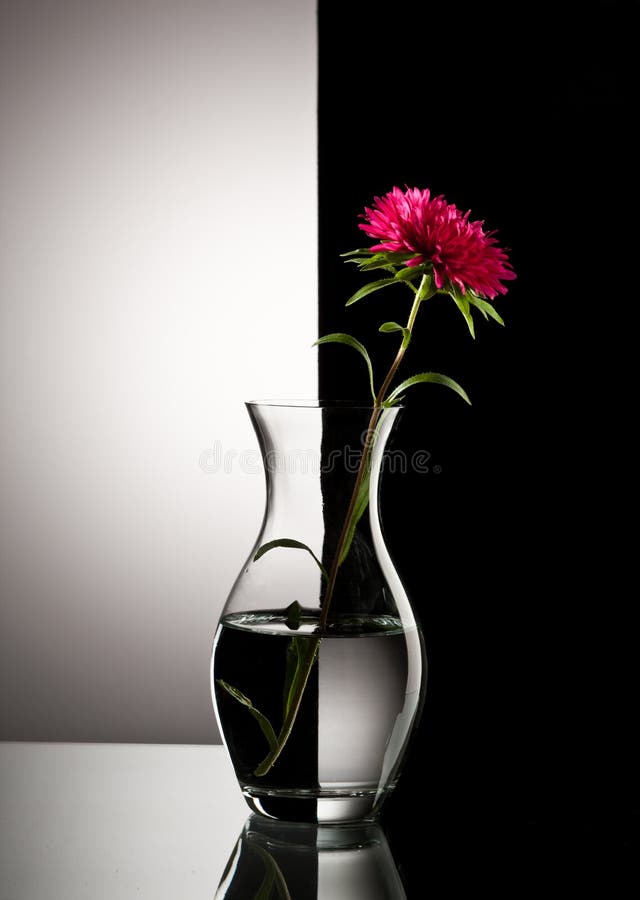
[253, 640, 319, 776]
[319, 275, 429, 630]
[375, 282, 424, 404]
[255, 274, 431, 776]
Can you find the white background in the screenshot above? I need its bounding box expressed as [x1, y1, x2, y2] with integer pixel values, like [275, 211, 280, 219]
[0, 0, 317, 742]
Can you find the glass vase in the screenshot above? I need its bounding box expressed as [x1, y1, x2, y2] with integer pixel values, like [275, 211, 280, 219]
[211, 401, 426, 824]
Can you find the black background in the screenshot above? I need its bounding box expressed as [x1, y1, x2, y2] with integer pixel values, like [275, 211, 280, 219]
[318, 1, 637, 890]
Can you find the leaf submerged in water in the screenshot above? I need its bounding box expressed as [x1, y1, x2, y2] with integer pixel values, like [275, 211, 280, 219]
[286, 600, 302, 630]
[216, 679, 278, 755]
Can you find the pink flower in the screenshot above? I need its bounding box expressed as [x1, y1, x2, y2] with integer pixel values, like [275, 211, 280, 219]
[359, 186, 516, 299]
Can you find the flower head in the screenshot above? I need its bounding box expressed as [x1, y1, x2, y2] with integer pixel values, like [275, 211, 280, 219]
[359, 185, 516, 299]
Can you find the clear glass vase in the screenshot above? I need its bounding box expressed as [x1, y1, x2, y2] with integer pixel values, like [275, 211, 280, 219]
[211, 401, 426, 824]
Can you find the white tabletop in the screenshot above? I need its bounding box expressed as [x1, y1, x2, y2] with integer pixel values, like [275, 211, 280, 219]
[0, 743, 249, 900]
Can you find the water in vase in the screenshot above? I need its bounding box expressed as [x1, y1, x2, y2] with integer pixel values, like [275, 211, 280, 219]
[212, 610, 424, 823]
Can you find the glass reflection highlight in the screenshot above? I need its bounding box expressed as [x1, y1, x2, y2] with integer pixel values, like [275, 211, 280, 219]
[215, 815, 406, 899]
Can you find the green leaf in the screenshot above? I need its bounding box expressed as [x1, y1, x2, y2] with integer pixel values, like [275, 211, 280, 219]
[393, 265, 424, 282]
[416, 273, 434, 302]
[448, 285, 475, 338]
[254, 538, 329, 581]
[387, 372, 471, 406]
[313, 333, 376, 403]
[343, 252, 389, 269]
[469, 300, 488, 320]
[340, 247, 374, 257]
[467, 293, 505, 326]
[358, 263, 397, 274]
[285, 600, 302, 630]
[379, 321, 411, 349]
[454, 296, 475, 338]
[345, 277, 398, 307]
[216, 679, 278, 755]
[359, 253, 396, 271]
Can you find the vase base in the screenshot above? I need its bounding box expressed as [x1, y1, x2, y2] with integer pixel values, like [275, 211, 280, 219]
[241, 785, 392, 824]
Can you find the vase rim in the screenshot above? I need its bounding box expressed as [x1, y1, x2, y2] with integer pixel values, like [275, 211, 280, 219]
[246, 398, 404, 410]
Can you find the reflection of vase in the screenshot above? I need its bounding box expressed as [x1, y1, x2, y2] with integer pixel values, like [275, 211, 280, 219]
[211, 401, 426, 824]
[215, 815, 407, 899]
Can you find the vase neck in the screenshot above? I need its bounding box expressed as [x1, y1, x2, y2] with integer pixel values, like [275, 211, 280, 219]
[246, 403, 400, 533]
[222, 402, 410, 623]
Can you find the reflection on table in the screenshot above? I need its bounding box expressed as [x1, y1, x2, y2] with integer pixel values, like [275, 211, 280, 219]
[216, 815, 406, 900]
